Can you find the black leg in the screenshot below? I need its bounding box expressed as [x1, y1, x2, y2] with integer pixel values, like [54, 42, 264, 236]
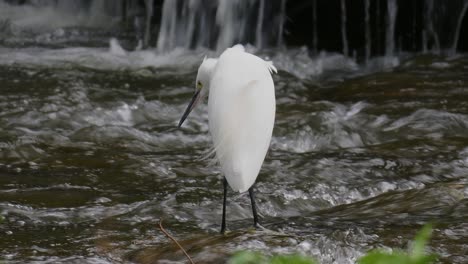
[220, 178, 228, 234]
[248, 185, 260, 228]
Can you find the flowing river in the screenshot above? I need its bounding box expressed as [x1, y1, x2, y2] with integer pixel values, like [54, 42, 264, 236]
[0, 41, 467, 263]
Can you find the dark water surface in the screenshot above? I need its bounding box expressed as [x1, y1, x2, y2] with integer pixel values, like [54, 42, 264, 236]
[0, 46, 467, 263]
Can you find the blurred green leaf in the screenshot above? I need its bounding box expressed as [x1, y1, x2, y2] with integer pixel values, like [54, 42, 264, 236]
[229, 251, 267, 264]
[358, 224, 437, 264]
[359, 250, 409, 264]
[230, 224, 436, 264]
[411, 223, 432, 258]
[229, 251, 316, 264]
[270, 254, 317, 264]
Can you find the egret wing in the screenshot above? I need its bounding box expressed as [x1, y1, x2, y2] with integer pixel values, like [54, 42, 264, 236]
[208, 48, 275, 192]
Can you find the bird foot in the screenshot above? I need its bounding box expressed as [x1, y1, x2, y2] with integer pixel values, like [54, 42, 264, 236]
[251, 222, 265, 232]
[220, 226, 228, 235]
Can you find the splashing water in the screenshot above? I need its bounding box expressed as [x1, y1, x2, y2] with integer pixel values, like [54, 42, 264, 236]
[0, 43, 467, 263]
[0, 1, 468, 263]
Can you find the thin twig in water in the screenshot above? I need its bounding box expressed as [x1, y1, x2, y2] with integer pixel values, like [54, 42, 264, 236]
[158, 218, 195, 264]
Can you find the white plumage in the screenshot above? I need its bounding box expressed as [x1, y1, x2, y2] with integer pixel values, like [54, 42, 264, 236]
[178, 45, 276, 231]
[207, 46, 276, 192]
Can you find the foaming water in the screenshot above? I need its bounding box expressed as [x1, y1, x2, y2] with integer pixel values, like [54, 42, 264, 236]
[0, 46, 467, 263]
[0, 1, 118, 31]
[0, 41, 370, 79]
[272, 48, 360, 79]
[0, 46, 206, 73]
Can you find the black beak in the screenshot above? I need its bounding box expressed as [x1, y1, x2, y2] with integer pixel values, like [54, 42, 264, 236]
[178, 90, 201, 127]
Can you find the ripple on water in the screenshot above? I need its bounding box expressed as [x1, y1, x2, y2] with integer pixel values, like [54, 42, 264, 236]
[0, 50, 468, 263]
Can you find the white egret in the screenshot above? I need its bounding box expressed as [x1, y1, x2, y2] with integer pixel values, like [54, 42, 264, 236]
[178, 45, 276, 233]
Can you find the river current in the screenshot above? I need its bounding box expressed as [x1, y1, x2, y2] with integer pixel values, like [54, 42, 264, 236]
[0, 41, 467, 263]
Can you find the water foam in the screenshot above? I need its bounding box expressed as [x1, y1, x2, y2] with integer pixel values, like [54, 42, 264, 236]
[0, 1, 119, 33]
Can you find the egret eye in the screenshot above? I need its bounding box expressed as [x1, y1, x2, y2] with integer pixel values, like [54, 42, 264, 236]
[197, 81, 203, 90]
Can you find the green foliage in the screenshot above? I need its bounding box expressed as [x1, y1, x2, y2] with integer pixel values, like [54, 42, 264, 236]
[358, 224, 437, 264]
[229, 251, 317, 264]
[270, 254, 317, 264]
[229, 251, 267, 264]
[229, 224, 436, 264]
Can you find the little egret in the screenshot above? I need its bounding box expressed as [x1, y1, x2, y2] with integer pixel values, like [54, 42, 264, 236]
[178, 45, 276, 233]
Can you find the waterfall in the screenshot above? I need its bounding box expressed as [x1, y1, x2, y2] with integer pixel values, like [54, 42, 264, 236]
[0, 0, 124, 30]
[184, 1, 198, 49]
[422, 0, 440, 53]
[364, 0, 371, 63]
[385, 0, 398, 57]
[256, 0, 265, 49]
[156, 0, 177, 51]
[451, 0, 468, 55]
[340, 0, 348, 57]
[215, 0, 255, 51]
[276, 0, 286, 48]
[2, 0, 468, 56]
[156, 0, 258, 52]
[143, 0, 153, 48]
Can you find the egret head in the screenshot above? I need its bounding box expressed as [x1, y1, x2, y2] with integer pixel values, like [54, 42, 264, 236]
[178, 57, 218, 127]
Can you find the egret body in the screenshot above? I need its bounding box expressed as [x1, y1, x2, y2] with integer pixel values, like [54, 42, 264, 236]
[178, 45, 276, 233]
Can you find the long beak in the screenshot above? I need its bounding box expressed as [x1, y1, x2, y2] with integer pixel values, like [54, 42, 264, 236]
[178, 90, 201, 127]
